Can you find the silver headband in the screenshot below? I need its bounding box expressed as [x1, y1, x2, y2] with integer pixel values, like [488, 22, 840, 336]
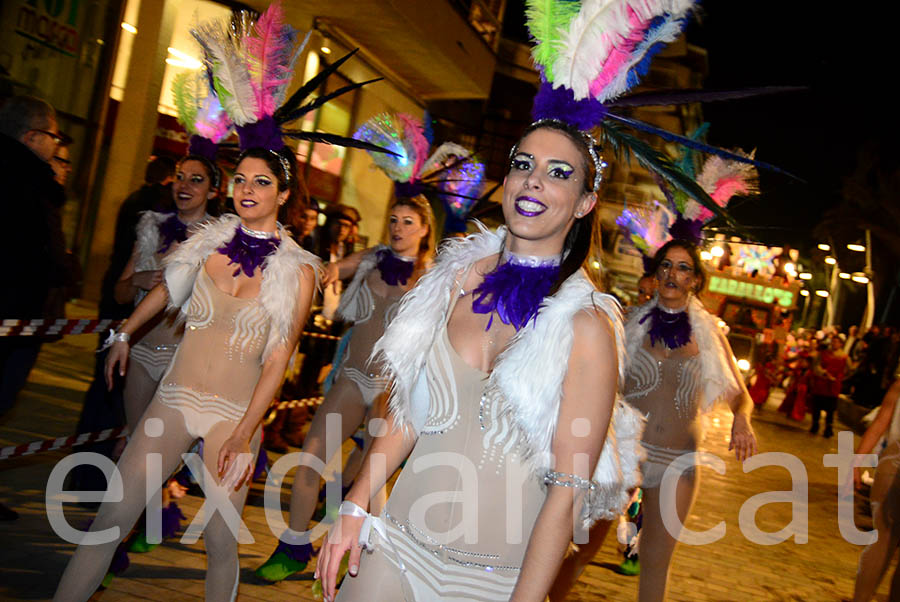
[269, 149, 291, 185]
[508, 118, 606, 192]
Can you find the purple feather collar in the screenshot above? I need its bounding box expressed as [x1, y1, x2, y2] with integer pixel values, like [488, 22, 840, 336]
[640, 302, 692, 350]
[217, 224, 281, 278]
[158, 213, 188, 253]
[472, 250, 561, 331]
[376, 248, 415, 286]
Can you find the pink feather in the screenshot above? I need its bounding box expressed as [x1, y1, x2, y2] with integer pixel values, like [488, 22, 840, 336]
[244, 2, 297, 118]
[588, 10, 650, 98]
[397, 113, 429, 183]
[711, 175, 750, 203]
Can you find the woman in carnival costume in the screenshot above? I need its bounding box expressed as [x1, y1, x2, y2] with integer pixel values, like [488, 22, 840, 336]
[554, 150, 763, 601]
[316, 114, 643, 601]
[54, 3, 389, 599]
[621, 237, 757, 601]
[850, 377, 900, 601]
[108, 71, 233, 555]
[256, 113, 489, 582]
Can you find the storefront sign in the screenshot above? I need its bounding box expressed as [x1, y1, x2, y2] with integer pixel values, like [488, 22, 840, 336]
[708, 274, 797, 308]
[15, 0, 80, 56]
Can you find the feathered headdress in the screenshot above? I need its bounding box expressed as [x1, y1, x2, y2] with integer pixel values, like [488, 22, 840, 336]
[192, 2, 394, 156]
[617, 147, 760, 268]
[171, 70, 234, 164]
[353, 113, 487, 233]
[526, 0, 798, 226]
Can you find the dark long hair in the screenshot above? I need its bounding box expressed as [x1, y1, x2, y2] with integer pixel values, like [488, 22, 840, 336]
[650, 239, 707, 292]
[236, 147, 307, 223]
[511, 120, 602, 295]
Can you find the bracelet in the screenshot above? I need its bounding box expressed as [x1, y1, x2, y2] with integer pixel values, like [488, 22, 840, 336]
[99, 329, 130, 353]
[543, 470, 597, 491]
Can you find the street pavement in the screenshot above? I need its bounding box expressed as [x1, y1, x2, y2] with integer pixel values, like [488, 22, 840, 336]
[0, 320, 895, 601]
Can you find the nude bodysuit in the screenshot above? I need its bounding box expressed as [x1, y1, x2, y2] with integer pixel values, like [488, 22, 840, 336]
[337, 291, 547, 601]
[624, 340, 703, 488]
[156, 266, 271, 438]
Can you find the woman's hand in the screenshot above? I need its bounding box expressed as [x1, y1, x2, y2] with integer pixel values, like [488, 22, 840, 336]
[729, 413, 758, 462]
[217, 434, 254, 491]
[104, 341, 130, 390]
[322, 262, 341, 290]
[132, 270, 163, 291]
[315, 511, 366, 602]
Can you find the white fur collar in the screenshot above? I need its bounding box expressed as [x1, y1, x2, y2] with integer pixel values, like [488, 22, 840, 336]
[164, 213, 321, 362]
[625, 295, 741, 413]
[134, 211, 168, 272]
[337, 245, 385, 322]
[373, 223, 644, 525]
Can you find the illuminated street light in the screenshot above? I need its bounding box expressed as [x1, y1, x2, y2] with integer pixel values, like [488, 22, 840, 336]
[839, 272, 850, 279]
[824, 256, 837, 265]
[800, 289, 810, 296]
[700, 251, 712, 261]
[121, 22, 137, 34]
[817, 243, 831, 251]
[815, 290, 829, 297]
[847, 243, 866, 252]
[710, 246, 724, 258]
[799, 272, 813, 280]
[852, 274, 870, 284]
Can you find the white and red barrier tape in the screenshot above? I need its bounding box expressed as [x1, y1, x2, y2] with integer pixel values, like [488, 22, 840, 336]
[0, 318, 122, 337]
[0, 397, 325, 461]
[0, 426, 128, 461]
[0, 318, 341, 341]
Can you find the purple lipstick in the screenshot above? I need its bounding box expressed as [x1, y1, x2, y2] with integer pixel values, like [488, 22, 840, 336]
[515, 196, 547, 217]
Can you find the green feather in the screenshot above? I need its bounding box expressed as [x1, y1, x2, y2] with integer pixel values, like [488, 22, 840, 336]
[600, 122, 745, 234]
[526, 0, 580, 81]
[172, 72, 199, 135]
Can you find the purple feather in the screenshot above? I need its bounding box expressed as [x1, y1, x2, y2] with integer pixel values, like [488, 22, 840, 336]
[236, 115, 284, 152]
[217, 225, 281, 277]
[376, 248, 415, 286]
[668, 214, 703, 246]
[161, 501, 186, 539]
[188, 134, 219, 162]
[639, 305, 692, 350]
[472, 257, 559, 331]
[531, 79, 607, 131]
[158, 213, 188, 253]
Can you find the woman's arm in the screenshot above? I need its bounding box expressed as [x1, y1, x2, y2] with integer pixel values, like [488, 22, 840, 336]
[218, 264, 317, 488]
[322, 248, 373, 287]
[510, 309, 618, 602]
[114, 248, 162, 305]
[104, 283, 170, 388]
[853, 379, 900, 488]
[717, 329, 758, 462]
[316, 407, 418, 601]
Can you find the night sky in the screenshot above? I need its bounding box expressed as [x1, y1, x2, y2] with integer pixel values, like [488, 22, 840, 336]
[687, 2, 895, 250]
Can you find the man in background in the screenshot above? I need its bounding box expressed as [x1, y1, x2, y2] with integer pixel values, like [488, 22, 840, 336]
[0, 95, 66, 520]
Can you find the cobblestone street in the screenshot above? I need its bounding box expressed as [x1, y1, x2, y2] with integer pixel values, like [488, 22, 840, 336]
[1, 325, 895, 601]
